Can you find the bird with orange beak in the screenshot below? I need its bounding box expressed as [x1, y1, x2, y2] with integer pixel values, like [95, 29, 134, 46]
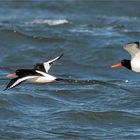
[111, 42, 140, 72]
[5, 54, 63, 90]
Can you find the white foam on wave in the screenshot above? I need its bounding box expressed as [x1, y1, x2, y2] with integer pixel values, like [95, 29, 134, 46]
[25, 19, 69, 26]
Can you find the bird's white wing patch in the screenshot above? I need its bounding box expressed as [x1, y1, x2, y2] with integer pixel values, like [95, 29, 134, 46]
[43, 62, 50, 73]
[43, 54, 63, 73]
[10, 76, 38, 89]
[36, 70, 56, 81]
[123, 42, 140, 58]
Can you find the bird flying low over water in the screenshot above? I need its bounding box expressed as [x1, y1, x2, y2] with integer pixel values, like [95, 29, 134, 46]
[5, 54, 63, 90]
[111, 42, 140, 72]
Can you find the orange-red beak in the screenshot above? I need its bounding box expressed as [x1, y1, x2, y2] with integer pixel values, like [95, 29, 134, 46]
[111, 63, 122, 68]
[6, 72, 16, 77]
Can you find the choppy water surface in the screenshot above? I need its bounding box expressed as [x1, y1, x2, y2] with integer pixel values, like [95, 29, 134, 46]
[0, 1, 140, 140]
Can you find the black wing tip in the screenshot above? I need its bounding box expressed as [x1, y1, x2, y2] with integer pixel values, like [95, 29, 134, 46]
[58, 53, 64, 59]
[4, 82, 11, 91]
[134, 41, 139, 46]
[4, 83, 12, 91]
[51, 53, 64, 62]
[3, 84, 11, 91]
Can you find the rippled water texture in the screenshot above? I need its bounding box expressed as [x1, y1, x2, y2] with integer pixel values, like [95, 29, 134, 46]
[0, 1, 140, 140]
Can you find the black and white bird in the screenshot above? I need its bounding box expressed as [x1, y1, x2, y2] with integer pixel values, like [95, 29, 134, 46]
[112, 42, 140, 72]
[5, 54, 63, 90]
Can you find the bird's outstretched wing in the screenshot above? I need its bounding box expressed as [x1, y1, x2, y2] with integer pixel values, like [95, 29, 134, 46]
[33, 54, 63, 73]
[5, 76, 37, 90]
[123, 42, 140, 58]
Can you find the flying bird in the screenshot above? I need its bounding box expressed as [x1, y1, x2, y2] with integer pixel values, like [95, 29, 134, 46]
[112, 42, 140, 72]
[5, 54, 63, 90]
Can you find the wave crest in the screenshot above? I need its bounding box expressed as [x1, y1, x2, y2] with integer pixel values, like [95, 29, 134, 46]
[25, 19, 69, 26]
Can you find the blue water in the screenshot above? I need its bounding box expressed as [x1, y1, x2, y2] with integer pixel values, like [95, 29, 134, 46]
[0, 1, 140, 139]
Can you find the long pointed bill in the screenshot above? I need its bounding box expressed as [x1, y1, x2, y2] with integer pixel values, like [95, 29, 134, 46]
[6, 73, 16, 77]
[111, 63, 122, 68]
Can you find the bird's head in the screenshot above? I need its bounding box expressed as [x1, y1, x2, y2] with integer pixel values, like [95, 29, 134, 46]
[111, 59, 131, 70]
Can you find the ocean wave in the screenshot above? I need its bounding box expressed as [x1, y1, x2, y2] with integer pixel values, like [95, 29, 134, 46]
[25, 19, 69, 26]
[51, 110, 139, 124]
[70, 27, 121, 37]
[93, 15, 139, 22]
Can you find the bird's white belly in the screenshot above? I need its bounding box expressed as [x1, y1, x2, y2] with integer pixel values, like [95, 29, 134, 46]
[131, 57, 140, 72]
[27, 76, 56, 83]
